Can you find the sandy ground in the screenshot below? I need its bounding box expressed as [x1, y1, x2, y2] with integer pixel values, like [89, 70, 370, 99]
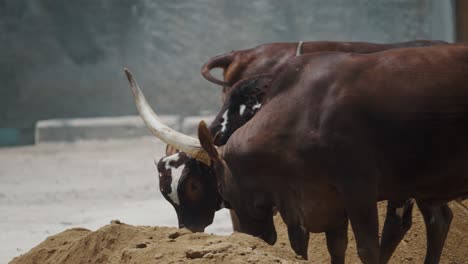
[9, 221, 306, 264]
[0, 137, 232, 264]
[9, 203, 468, 264]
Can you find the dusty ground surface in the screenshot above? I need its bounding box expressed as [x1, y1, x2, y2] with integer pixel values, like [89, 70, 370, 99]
[2, 137, 468, 263]
[0, 138, 232, 263]
[10, 200, 468, 264]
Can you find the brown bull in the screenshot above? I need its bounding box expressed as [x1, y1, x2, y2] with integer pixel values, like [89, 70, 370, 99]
[173, 40, 441, 235]
[162, 40, 450, 262]
[126, 43, 468, 263]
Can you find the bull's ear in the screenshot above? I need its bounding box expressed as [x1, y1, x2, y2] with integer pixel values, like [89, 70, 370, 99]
[212, 132, 222, 146]
[198, 121, 220, 161]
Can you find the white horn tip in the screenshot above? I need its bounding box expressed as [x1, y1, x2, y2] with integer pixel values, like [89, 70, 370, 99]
[124, 68, 133, 82]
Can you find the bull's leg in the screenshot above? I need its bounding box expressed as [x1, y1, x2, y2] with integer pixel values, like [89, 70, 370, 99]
[335, 167, 380, 261]
[287, 224, 309, 259]
[328, 143, 380, 263]
[343, 195, 379, 264]
[229, 209, 241, 231]
[325, 218, 348, 264]
[417, 201, 453, 264]
[379, 199, 414, 263]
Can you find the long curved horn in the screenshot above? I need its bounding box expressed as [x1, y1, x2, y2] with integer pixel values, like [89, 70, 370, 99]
[124, 68, 211, 165]
[201, 53, 234, 87]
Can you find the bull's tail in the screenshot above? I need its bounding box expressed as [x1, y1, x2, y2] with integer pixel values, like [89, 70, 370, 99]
[201, 53, 234, 87]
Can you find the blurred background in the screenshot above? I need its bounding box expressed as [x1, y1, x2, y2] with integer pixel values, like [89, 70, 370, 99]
[1, 1, 468, 263]
[0, 0, 463, 146]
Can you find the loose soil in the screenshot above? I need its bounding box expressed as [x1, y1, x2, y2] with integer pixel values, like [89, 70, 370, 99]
[10, 201, 468, 264]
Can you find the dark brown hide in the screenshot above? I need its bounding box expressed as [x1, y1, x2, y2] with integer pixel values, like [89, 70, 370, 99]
[210, 75, 272, 146]
[199, 44, 468, 264]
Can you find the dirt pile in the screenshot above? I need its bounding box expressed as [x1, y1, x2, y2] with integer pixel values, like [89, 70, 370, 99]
[10, 202, 468, 264]
[9, 220, 305, 264]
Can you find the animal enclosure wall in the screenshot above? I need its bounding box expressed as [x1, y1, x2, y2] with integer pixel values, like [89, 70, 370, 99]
[0, 0, 455, 144]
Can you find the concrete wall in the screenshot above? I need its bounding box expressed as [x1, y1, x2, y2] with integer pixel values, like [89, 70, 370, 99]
[0, 0, 455, 145]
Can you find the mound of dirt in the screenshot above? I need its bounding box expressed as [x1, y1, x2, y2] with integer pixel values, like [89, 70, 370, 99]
[9, 220, 307, 264]
[10, 202, 468, 264]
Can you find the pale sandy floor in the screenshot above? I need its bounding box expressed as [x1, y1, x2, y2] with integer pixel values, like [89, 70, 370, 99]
[0, 137, 232, 263]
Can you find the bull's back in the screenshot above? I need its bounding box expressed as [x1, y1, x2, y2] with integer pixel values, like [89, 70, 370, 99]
[223, 40, 445, 95]
[321, 44, 468, 200]
[301, 40, 445, 54]
[224, 41, 369, 86]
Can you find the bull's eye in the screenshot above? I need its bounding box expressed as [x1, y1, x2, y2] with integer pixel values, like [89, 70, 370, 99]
[186, 179, 202, 202]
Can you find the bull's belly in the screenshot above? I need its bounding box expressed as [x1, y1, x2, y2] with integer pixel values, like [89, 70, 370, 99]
[299, 193, 346, 233]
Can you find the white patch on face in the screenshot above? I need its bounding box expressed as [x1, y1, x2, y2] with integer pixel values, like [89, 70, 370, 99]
[220, 109, 229, 132]
[219, 200, 225, 209]
[161, 153, 184, 205]
[395, 206, 404, 218]
[430, 215, 435, 224]
[167, 163, 184, 205]
[252, 102, 261, 110]
[239, 104, 246, 116]
[162, 153, 180, 170]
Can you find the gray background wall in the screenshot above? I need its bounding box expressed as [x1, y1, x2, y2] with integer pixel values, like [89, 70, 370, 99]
[0, 0, 455, 145]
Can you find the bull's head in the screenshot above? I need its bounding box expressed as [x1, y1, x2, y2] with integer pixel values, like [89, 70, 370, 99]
[124, 69, 276, 244]
[210, 75, 271, 146]
[157, 151, 222, 232]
